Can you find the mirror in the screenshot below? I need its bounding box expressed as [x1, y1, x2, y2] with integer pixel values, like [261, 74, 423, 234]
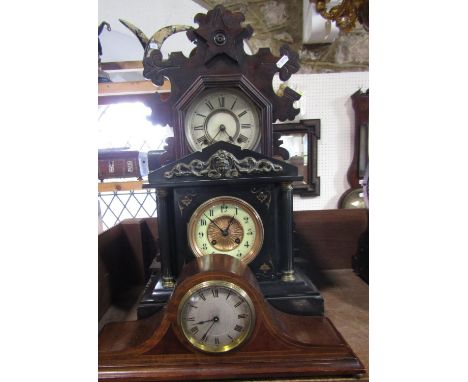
[273, 119, 320, 196]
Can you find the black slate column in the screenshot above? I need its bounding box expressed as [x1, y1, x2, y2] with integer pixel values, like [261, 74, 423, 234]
[280, 182, 295, 282]
[156, 187, 175, 288]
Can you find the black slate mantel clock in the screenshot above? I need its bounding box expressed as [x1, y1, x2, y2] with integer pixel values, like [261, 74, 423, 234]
[139, 141, 323, 318]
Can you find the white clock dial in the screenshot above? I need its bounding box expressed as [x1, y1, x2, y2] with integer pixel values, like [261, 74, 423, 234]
[178, 280, 255, 353]
[188, 196, 264, 264]
[184, 88, 260, 151]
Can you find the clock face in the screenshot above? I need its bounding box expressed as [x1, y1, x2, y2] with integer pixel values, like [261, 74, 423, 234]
[177, 280, 255, 353]
[184, 88, 261, 151]
[188, 196, 264, 264]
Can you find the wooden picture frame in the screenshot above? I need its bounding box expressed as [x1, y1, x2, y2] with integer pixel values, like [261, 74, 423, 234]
[273, 119, 320, 196]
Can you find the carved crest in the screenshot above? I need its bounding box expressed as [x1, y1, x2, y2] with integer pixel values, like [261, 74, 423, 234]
[164, 149, 283, 179]
[142, 5, 301, 129]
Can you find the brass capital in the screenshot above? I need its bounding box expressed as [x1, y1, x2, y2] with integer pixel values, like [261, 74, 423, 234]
[281, 182, 293, 191]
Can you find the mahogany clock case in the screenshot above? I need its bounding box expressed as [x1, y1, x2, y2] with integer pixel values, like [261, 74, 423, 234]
[139, 142, 324, 319]
[99, 254, 365, 381]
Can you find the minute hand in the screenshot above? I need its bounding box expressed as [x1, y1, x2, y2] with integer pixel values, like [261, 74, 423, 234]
[204, 214, 224, 233]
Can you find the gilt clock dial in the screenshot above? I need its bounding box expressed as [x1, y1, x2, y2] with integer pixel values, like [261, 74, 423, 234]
[187, 196, 264, 264]
[177, 280, 255, 353]
[184, 88, 261, 151]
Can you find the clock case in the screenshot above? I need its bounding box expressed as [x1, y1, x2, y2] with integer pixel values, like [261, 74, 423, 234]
[99, 254, 365, 381]
[142, 5, 302, 161]
[139, 141, 324, 318]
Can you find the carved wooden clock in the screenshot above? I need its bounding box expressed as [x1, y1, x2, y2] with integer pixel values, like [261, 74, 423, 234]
[99, 254, 364, 381]
[142, 5, 301, 163]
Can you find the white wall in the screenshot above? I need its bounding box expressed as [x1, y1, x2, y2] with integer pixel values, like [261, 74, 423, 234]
[283, 72, 369, 210]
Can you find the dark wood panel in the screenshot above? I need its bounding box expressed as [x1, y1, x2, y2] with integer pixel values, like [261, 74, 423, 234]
[293, 209, 368, 270]
[98, 219, 159, 321]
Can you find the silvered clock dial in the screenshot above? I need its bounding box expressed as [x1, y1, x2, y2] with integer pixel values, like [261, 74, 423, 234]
[187, 196, 264, 264]
[184, 88, 260, 151]
[177, 280, 255, 353]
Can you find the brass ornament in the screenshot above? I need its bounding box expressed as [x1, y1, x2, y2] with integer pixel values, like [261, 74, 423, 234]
[162, 276, 175, 288]
[164, 149, 283, 179]
[259, 262, 272, 273]
[251, 187, 272, 209]
[315, 0, 366, 33]
[281, 270, 296, 282]
[178, 192, 197, 216]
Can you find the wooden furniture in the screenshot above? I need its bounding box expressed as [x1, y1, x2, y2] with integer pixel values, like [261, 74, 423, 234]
[98, 210, 369, 380]
[99, 254, 364, 381]
[98, 219, 158, 321]
[273, 119, 321, 196]
[339, 89, 369, 208]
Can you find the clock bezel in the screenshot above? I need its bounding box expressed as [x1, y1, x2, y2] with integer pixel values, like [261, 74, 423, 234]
[174, 74, 273, 159]
[177, 279, 256, 353]
[187, 196, 264, 265]
[183, 87, 261, 152]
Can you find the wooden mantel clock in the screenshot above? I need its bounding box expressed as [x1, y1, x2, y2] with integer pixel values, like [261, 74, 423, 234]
[142, 4, 301, 163]
[139, 141, 324, 318]
[99, 254, 365, 381]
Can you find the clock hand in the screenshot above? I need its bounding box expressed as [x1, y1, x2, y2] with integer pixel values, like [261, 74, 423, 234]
[211, 127, 222, 141]
[203, 213, 225, 233]
[193, 317, 215, 325]
[223, 130, 235, 143]
[223, 214, 236, 234]
[200, 316, 219, 341]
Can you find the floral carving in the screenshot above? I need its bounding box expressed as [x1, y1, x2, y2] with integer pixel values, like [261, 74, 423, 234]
[164, 149, 283, 179]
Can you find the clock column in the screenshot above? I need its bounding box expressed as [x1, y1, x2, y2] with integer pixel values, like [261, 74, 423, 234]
[280, 182, 296, 282]
[156, 188, 175, 288]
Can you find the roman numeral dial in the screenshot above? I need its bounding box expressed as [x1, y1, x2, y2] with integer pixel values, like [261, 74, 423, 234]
[178, 281, 256, 353]
[184, 88, 261, 152]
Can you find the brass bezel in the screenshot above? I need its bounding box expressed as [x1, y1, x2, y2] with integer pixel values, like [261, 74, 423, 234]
[187, 196, 264, 264]
[177, 280, 256, 353]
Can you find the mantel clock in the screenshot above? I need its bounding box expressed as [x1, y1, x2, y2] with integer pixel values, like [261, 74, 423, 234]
[139, 141, 323, 318]
[99, 254, 365, 381]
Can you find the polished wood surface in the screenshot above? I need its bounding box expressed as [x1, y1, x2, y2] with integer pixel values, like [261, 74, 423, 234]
[99, 255, 364, 381]
[98, 218, 158, 321]
[293, 209, 368, 270]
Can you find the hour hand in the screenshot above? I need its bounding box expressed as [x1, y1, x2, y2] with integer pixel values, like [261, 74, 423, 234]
[193, 318, 215, 325]
[224, 214, 236, 233]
